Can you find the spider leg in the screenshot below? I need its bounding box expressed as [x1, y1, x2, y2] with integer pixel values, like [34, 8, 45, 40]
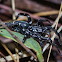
[22, 29, 30, 43]
[52, 42, 62, 57]
[33, 32, 50, 49]
[5, 21, 19, 27]
[37, 19, 52, 26]
[54, 38, 62, 50]
[47, 26, 60, 38]
[40, 41, 44, 50]
[45, 38, 62, 57]
[16, 13, 32, 25]
[43, 26, 62, 49]
[22, 34, 27, 43]
[43, 33, 62, 57]
[42, 26, 60, 43]
[47, 26, 62, 47]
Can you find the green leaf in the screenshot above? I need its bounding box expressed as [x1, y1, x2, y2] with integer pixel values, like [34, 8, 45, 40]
[0, 29, 43, 62]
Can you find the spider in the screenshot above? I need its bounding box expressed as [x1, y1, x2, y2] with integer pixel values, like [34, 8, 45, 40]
[1, 13, 62, 57]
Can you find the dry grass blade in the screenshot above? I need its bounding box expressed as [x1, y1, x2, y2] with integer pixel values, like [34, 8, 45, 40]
[34, 10, 59, 16]
[47, 2, 62, 62]
[0, 42, 16, 62]
[11, 0, 16, 20]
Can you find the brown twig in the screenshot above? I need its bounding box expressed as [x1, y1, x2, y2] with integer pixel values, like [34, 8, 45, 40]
[47, 2, 62, 62]
[0, 42, 16, 62]
[0, 51, 9, 62]
[0, 20, 37, 60]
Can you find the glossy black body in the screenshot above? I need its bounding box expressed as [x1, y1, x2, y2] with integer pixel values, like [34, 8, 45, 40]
[4, 13, 62, 56]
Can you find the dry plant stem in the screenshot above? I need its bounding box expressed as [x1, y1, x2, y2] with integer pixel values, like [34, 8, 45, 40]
[11, 0, 16, 20]
[52, 12, 62, 27]
[34, 10, 59, 16]
[0, 20, 37, 60]
[0, 51, 9, 62]
[47, 2, 62, 62]
[0, 42, 16, 62]
[43, 26, 62, 53]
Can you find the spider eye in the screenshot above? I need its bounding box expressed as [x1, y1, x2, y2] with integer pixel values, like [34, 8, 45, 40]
[22, 29, 25, 31]
[24, 24, 26, 26]
[19, 23, 21, 26]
